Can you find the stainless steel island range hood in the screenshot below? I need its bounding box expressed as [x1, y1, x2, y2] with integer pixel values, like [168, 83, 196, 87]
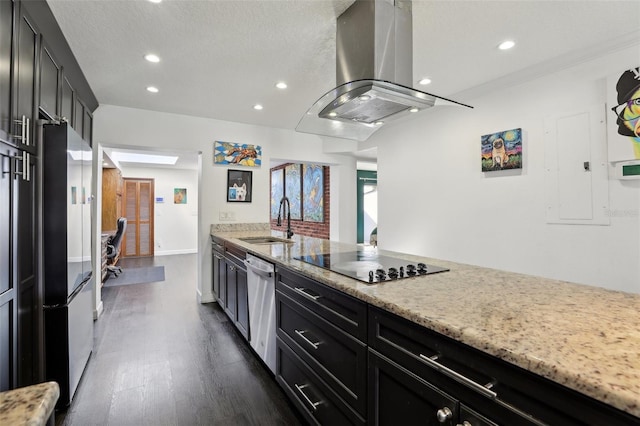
[296, 0, 472, 141]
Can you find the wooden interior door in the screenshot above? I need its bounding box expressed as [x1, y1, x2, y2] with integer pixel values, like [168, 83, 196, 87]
[122, 178, 154, 257]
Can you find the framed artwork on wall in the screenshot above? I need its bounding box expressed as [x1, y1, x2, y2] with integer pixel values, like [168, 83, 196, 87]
[285, 164, 302, 219]
[271, 169, 283, 218]
[302, 164, 324, 222]
[174, 188, 187, 204]
[481, 128, 523, 172]
[227, 170, 252, 202]
[214, 141, 262, 167]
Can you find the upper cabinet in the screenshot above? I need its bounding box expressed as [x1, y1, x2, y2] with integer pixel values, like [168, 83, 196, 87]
[12, 3, 39, 154]
[60, 75, 73, 125]
[0, 1, 13, 144]
[0, 0, 96, 150]
[39, 41, 61, 121]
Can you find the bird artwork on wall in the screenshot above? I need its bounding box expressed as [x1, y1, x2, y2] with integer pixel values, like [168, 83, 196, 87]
[214, 140, 262, 167]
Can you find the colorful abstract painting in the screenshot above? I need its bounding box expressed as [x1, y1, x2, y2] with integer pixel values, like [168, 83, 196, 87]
[214, 141, 262, 167]
[607, 66, 640, 162]
[481, 128, 523, 171]
[303, 164, 323, 222]
[285, 164, 302, 219]
[270, 169, 283, 219]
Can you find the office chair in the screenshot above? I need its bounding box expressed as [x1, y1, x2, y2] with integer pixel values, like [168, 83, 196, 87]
[106, 217, 127, 277]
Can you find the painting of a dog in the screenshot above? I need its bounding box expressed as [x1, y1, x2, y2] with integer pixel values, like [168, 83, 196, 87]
[481, 128, 523, 171]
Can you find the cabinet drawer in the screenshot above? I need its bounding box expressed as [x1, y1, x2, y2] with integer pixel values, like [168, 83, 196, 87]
[369, 349, 459, 426]
[368, 306, 640, 426]
[277, 268, 366, 341]
[276, 336, 365, 426]
[277, 289, 367, 416]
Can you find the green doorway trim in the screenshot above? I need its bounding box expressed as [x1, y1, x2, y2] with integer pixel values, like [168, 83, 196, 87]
[357, 170, 377, 243]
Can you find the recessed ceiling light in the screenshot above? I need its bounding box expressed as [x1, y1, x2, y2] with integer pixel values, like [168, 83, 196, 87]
[498, 40, 515, 50]
[146, 86, 159, 93]
[359, 95, 371, 101]
[253, 104, 263, 110]
[409, 107, 419, 113]
[374, 121, 384, 126]
[276, 82, 287, 89]
[418, 78, 432, 85]
[144, 54, 160, 63]
[328, 112, 337, 117]
[148, 0, 162, 3]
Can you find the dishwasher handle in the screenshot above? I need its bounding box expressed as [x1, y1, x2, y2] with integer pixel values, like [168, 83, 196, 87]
[244, 258, 274, 278]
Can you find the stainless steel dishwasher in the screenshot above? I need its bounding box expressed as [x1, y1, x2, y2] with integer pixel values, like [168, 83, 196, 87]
[244, 253, 277, 373]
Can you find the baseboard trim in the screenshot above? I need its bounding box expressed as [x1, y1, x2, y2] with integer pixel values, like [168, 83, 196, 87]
[155, 249, 198, 256]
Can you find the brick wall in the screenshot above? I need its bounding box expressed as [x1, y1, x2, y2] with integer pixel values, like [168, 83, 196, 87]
[270, 163, 330, 239]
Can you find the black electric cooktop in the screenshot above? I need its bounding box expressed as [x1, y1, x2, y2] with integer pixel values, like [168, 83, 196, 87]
[294, 251, 449, 284]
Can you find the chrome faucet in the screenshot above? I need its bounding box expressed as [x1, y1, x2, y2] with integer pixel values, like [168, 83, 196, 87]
[276, 196, 294, 239]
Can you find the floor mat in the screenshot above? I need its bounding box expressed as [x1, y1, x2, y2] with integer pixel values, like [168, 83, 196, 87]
[103, 266, 165, 287]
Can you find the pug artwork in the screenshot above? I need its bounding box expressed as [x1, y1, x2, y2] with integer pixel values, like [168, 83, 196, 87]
[481, 128, 523, 172]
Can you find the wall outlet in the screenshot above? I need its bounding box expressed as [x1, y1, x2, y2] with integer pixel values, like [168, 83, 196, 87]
[219, 211, 228, 220]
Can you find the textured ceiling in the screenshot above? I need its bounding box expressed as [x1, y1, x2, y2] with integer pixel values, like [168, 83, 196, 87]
[47, 0, 640, 134]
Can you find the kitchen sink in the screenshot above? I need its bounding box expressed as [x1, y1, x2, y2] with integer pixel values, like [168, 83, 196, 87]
[239, 236, 294, 245]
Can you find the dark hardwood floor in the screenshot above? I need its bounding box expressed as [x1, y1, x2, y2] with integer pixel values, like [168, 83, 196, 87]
[56, 254, 303, 426]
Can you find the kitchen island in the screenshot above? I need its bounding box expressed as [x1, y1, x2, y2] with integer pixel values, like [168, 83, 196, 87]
[211, 224, 640, 423]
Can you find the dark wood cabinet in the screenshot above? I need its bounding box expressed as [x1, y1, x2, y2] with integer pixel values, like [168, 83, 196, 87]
[368, 305, 640, 426]
[12, 3, 39, 154]
[38, 42, 60, 120]
[83, 108, 92, 145]
[276, 268, 367, 423]
[277, 336, 365, 426]
[0, 138, 39, 391]
[16, 150, 39, 387]
[0, 0, 13, 144]
[0, 141, 18, 391]
[211, 238, 224, 306]
[368, 350, 458, 426]
[0, 0, 97, 394]
[221, 243, 249, 340]
[60, 75, 73, 124]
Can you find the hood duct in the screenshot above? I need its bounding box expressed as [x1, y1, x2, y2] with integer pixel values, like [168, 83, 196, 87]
[296, 0, 472, 141]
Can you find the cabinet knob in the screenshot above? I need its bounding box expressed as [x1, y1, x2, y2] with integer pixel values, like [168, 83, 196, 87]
[436, 407, 453, 423]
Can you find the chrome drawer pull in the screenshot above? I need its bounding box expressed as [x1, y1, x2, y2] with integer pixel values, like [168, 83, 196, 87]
[419, 353, 498, 399]
[294, 287, 321, 301]
[294, 383, 323, 411]
[295, 329, 321, 349]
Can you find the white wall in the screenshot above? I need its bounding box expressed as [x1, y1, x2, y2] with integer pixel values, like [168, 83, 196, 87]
[93, 105, 357, 303]
[373, 45, 640, 293]
[118, 166, 198, 256]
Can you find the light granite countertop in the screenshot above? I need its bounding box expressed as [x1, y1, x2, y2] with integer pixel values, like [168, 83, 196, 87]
[211, 224, 640, 418]
[0, 381, 59, 426]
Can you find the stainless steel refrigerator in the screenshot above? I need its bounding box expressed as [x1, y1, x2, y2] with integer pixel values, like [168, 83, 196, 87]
[42, 122, 94, 408]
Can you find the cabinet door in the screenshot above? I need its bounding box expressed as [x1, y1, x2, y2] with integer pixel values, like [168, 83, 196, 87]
[83, 108, 92, 145]
[16, 151, 39, 386]
[369, 349, 459, 426]
[0, 0, 13, 144]
[224, 262, 237, 320]
[0, 142, 17, 391]
[73, 96, 83, 136]
[236, 266, 249, 339]
[60, 75, 73, 124]
[212, 250, 222, 301]
[39, 43, 60, 120]
[217, 254, 226, 308]
[12, 5, 38, 153]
